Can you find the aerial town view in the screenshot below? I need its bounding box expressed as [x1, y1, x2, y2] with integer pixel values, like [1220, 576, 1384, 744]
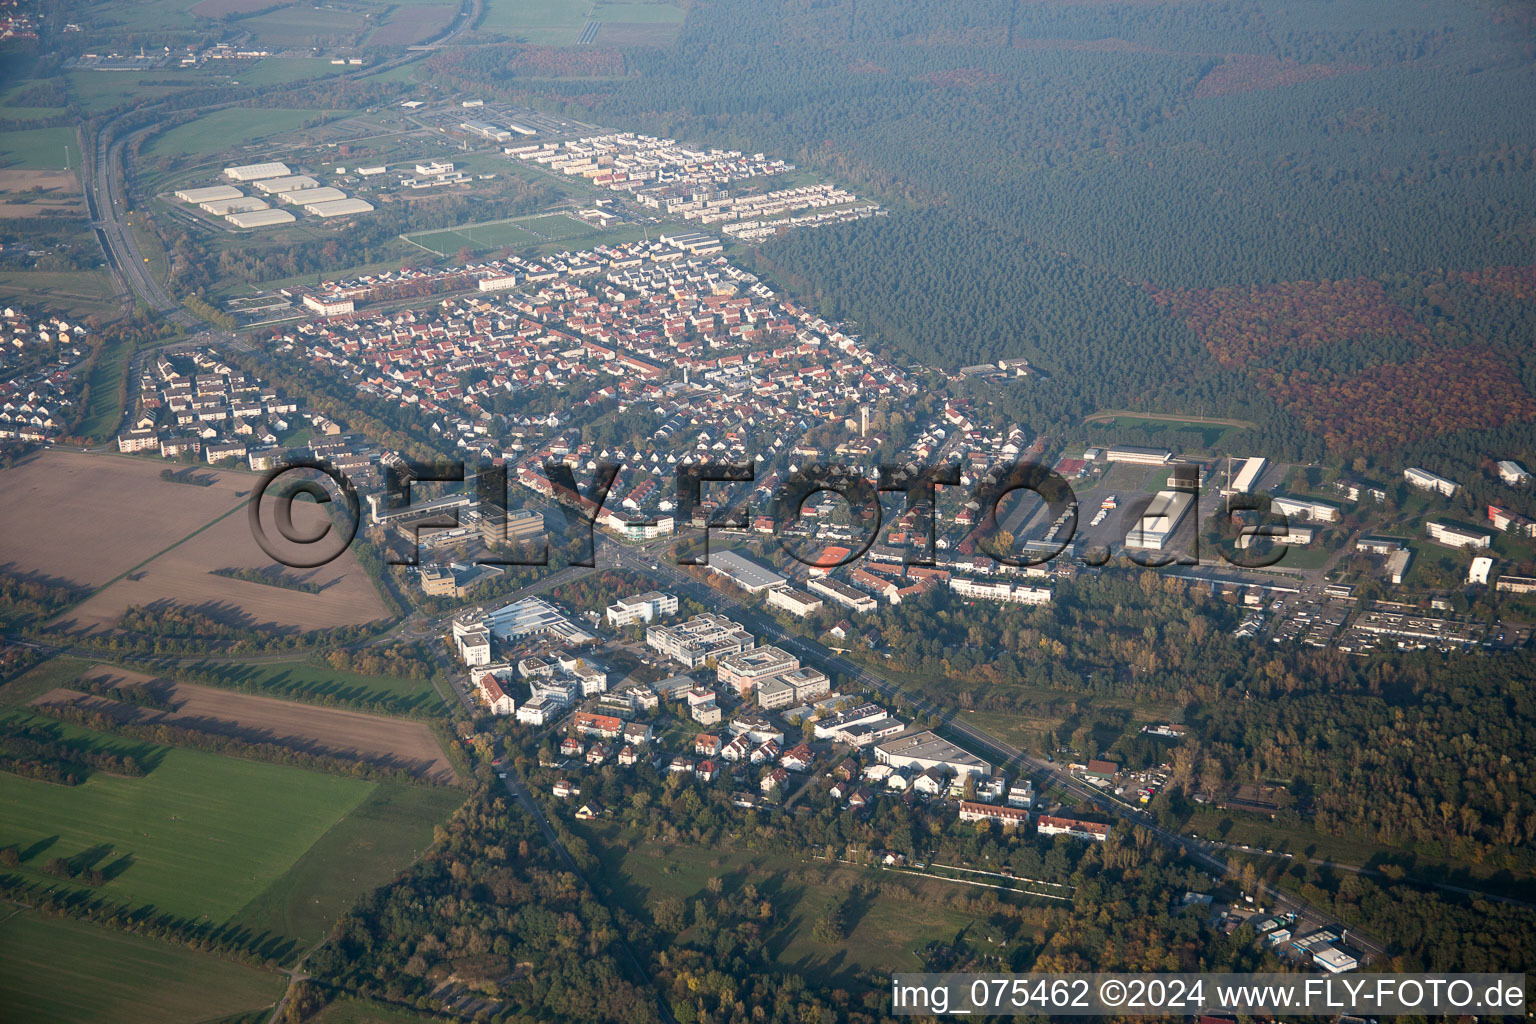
[0, 0, 1533, 1021]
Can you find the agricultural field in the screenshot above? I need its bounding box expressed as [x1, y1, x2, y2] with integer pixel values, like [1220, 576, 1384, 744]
[174, 656, 440, 714]
[0, 450, 249, 590]
[0, 734, 377, 920]
[57, 488, 393, 634]
[478, 0, 592, 44]
[230, 782, 464, 945]
[367, 1, 460, 46]
[594, 0, 684, 45]
[41, 667, 457, 781]
[0, 908, 285, 1024]
[0, 168, 84, 221]
[0, 269, 118, 320]
[0, 126, 79, 171]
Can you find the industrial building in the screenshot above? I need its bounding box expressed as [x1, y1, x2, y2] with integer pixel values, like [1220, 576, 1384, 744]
[875, 730, 992, 778]
[705, 549, 787, 593]
[1218, 456, 1266, 496]
[201, 196, 268, 216]
[1124, 490, 1194, 550]
[254, 174, 320, 194]
[306, 197, 374, 218]
[1102, 444, 1172, 466]
[480, 596, 595, 645]
[278, 186, 346, 206]
[460, 120, 513, 143]
[175, 184, 244, 203]
[223, 161, 292, 182]
[226, 208, 295, 228]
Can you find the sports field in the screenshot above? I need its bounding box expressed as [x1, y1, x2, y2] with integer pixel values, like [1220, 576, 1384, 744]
[0, 739, 376, 919]
[0, 908, 285, 1024]
[405, 212, 594, 255]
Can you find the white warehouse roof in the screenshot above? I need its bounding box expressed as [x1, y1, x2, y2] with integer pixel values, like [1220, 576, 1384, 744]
[201, 196, 269, 215]
[305, 197, 374, 217]
[223, 162, 292, 182]
[174, 184, 244, 204]
[226, 208, 297, 228]
[253, 174, 320, 194]
[278, 186, 346, 205]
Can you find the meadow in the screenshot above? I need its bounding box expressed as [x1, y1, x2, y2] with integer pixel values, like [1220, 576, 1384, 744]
[405, 211, 594, 255]
[176, 656, 440, 713]
[0, 738, 377, 920]
[478, 0, 592, 44]
[144, 108, 322, 160]
[0, 908, 285, 1024]
[0, 126, 78, 171]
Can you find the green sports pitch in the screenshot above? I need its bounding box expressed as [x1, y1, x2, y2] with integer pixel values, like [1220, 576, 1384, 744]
[404, 212, 596, 255]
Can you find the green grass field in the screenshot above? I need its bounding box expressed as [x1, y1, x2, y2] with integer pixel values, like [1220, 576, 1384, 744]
[310, 997, 442, 1023]
[479, 0, 592, 43]
[405, 211, 594, 255]
[175, 657, 441, 714]
[0, 908, 285, 1024]
[0, 126, 78, 171]
[0, 269, 119, 320]
[230, 783, 463, 946]
[77, 338, 134, 442]
[0, 741, 376, 920]
[144, 108, 321, 160]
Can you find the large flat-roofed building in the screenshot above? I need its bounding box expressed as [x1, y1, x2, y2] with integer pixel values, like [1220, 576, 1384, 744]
[302, 294, 354, 316]
[1103, 444, 1171, 466]
[483, 596, 595, 645]
[1125, 489, 1194, 550]
[1219, 456, 1267, 496]
[460, 120, 513, 142]
[717, 645, 798, 697]
[705, 549, 787, 593]
[201, 196, 269, 215]
[227, 208, 296, 228]
[949, 576, 1052, 605]
[1426, 521, 1491, 549]
[606, 591, 678, 626]
[278, 186, 346, 206]
[253, 174, 320, 194]
[807, 575, 878, 612]
[223, 161, 292, 182]
[175, 184, 244, 204]
[1404, 466, 1458, 497]
[306, 197, 374, 218]
[647, 613, 753, 668]
[766, 587, 823, 617]
[875, 730, 992, 778]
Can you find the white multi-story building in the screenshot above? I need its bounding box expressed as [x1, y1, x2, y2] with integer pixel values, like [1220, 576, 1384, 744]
[766, 587, 823, 617]
[717, 645, 799, 697]
[646, 614, 753, 667]
[1404, 467, 1459, 497]
[606, 590, 678, 627]
[1426, 521, 1491, 549]
[949, 577, 1052, 605]
[1497, 460, 1531, 486]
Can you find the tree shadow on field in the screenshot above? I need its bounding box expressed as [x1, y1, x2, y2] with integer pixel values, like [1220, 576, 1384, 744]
[20, 835, 58, 862]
